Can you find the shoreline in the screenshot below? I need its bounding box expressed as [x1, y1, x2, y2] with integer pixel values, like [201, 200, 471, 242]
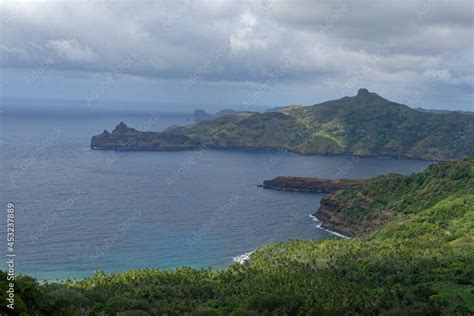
[233, 251, 254, 264]
[91, 144, 441, 162]
[233, 213, 351, 265]
[309, 214, 351, 239]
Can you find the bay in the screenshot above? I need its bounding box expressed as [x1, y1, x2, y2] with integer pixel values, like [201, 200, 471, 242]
[0, 103, 430, 280]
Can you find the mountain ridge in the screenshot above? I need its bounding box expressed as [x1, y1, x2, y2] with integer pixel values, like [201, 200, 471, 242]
[91, 89, 474, 160]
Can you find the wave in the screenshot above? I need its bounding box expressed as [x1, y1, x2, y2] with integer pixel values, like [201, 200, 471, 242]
[232, 251, 254, 264]
[309, 214, 351, 239]
[233, 214, 351, 265]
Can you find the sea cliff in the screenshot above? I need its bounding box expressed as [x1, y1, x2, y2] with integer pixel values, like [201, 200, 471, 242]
[314, 194, 393, 238]
[260, 176, 369, 237]
[261, 159, 474, 238]
[311, 158, 473, 238]
[90, 122, 200, 150]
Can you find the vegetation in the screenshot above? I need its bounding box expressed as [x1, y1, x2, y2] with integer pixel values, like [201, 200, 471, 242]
[316, 156, 474, 236]
[92, 89, 474, 160]
[2, 156, 473, 315]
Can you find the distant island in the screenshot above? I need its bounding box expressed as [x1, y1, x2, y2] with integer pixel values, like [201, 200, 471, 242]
[193, 108, 242, 121]
[91, 89, 474, 161]
[415, 107, 474, 116]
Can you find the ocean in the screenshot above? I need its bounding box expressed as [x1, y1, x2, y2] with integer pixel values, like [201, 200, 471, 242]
[0, 102, 430, 280]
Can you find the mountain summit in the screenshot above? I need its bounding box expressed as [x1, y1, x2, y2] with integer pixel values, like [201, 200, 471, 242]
[112, 121, 137, 133]
[357, 88, 370, 96]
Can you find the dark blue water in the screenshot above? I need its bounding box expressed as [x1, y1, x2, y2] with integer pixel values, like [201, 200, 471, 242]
[0, 104, 431, 280]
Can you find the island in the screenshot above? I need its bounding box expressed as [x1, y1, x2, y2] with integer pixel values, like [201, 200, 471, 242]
[91, 89, 474, 161]
[193, 108, 243, 121]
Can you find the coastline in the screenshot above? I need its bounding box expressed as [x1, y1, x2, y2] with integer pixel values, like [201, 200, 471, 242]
[91, 145, 439, 162]
[309, 214, 351, 239]
[92, 127, 437, 266]
[233, 251, 254, 264]
[233, 212, 351, 265]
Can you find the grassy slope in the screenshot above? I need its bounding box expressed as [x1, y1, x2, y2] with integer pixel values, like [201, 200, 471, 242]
[286, 93, 474, 159]
[2, 157, 473, 315]
[166, 112, 307, 150]
[164, 92, 474, 160]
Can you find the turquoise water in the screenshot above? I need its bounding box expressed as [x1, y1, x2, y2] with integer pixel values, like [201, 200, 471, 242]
[0, 104, 431, 281]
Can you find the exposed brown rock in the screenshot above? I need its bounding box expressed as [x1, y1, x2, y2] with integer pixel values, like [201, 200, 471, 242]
[261, 176, 360, 193]
[314, 193, 393, 238]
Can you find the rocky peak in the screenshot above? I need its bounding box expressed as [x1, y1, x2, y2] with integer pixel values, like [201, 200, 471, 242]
[357, 88, 370, 97]
[112, 121, 136, 134]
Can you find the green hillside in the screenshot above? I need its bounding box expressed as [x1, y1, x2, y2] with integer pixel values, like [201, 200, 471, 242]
[2, 156, 473, 315]
[278, 89, 474, 160]
[92, 89, 474, 161]
[315, 156, 474, 237]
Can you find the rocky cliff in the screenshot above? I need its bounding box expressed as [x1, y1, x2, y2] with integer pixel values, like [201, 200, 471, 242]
[91, 122, 200, 150]
[315, 194, 393, 237]
[313, 158, 474, 238]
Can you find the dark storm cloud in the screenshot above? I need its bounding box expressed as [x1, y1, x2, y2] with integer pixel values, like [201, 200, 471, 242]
[0, 0, 472, 109]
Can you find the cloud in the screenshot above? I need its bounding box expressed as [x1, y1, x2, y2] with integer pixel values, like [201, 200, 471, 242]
[0, 0, 472, 110]
[46, 39, 98, 63]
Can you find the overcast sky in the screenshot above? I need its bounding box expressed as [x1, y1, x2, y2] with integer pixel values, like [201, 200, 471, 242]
[0, 0, 473, 111]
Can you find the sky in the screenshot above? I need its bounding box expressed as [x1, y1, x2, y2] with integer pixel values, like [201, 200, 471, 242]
[0, 0, 473, 112]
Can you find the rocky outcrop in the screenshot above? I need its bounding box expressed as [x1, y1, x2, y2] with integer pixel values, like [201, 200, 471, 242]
[91, 122, 200, 150]
[261, 176, 360, 193]
[357, 88, 370, 96]
[261, 175, 391, 238]
[314, 193, 393, 238]
[113, 121, 137, 133]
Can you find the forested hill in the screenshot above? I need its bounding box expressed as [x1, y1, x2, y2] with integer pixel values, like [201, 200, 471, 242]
[277, 88, 474, 160]
[2, 156, 473, 315]
[91, 89, 474, 160]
